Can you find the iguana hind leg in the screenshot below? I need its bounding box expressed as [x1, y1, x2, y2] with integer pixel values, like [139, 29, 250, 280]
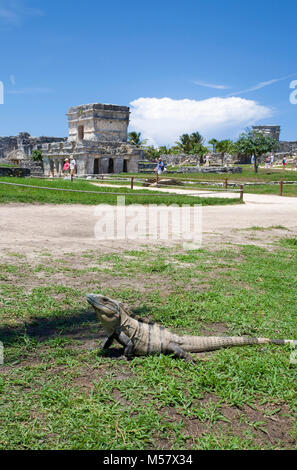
[167, 342, 196, 363]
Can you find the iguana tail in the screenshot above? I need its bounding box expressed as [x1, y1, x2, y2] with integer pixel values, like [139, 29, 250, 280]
[181, 336, 295, 353]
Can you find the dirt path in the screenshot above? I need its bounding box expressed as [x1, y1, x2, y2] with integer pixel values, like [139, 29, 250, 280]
[0, 191, 296, 256]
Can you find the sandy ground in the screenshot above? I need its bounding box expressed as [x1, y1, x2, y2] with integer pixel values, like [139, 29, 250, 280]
[0, 190, 296, 256]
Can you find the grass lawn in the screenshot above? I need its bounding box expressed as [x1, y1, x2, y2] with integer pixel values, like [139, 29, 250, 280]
[89, 172, 297, 197]
[243, 184, 297, 197]
[0, 177, 240, 206]
[125, 166, 297, 183]
[0, 237, 296, 449]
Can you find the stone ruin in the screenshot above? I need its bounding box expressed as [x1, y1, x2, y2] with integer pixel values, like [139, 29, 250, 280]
[41, 103, 144, 176]
[252, 125, 297, 160]
[0, 132, 66, 173]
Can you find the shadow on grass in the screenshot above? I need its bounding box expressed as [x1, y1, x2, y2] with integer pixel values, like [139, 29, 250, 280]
[0, 308, 98, 345]
[0, 305, 158, 362]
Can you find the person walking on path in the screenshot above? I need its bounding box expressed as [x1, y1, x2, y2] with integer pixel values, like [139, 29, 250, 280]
[265, 156, 270, 169]
[70, 156, 77, 181]
[282, 156, 287, 169]
[155, 158, 166, 175]
[63, 158, 70, 176]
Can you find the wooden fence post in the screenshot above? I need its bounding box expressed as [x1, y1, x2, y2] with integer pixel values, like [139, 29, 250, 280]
[280, 180, 283, 196]
[101, 173, 104, 181]
[240, 185, 244, 202]
[224, 178, 228, 190]
[131, 177, 134, 190]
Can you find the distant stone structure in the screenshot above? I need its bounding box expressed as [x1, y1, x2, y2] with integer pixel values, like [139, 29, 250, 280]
[0, 132, 65, 161]
[252, 125, 281, 141]
[42, 103, 143, 176]
[252, 125, 297, 157]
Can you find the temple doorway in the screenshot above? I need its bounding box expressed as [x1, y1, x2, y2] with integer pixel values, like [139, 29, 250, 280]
[108, 158, 114, 173]
[94, 158, 99, 174]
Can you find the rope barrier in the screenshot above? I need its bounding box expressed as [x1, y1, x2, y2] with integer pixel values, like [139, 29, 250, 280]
[0, 181, 241, 198]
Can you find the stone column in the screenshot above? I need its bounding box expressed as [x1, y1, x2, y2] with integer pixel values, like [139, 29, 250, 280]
[127, 156, 139, 173]
[76, 155, 88, 176]
[42, 157, 51, 176]
[54, 158, 62, 177]
[113, 157, 124, 174]
[49, 158, 55, 177]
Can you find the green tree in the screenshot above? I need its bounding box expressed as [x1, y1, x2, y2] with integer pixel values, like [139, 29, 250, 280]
[128, 132, 144, 147]
[235, 129, 279, 173]
[208, 138, 218, 152]
[142, 145, 160, 161]
[215, 140, 236, 165]
[31, 150, 43, 162]
[176, 132, 204, 154]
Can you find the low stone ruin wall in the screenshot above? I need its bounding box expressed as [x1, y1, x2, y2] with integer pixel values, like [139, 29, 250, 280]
[140, 166, 242, 174]
[0, 167, 30, 177]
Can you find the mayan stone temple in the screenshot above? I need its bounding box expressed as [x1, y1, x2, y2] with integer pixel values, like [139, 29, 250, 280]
[42, 103, 143, 176]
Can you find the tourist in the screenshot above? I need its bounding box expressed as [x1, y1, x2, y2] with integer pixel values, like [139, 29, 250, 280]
[251, 155, 255, 166]
[293, 155, 297, 171]
[70, 156, 77, 181]
[205, 154, 210, 167]
[282, 156, 287, 169]
[63, 158, 70, 175]
[155, 158, 166, 175]
[270, 154, 274, 168]
[265, 156, 270, 169]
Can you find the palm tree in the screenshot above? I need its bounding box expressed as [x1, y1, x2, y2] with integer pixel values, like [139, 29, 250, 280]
[215, 140, 235, 165]
[176, 132, 204, 154]
[128, 132, 143, 146]
[208, 138, 218, 153]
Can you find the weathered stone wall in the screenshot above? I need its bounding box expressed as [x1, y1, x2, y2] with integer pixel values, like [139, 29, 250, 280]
[67, 103, 130, 143]
[0, 167, 30, 177]
[19, 159, 44, 176]
[0, 136, 18, 159]
[0, 132, 66, 159]
[42, 140, 143, 176]
[252, 125, 281, 141]
[278, 141, 297, 153]
[140, 166, 243, 174]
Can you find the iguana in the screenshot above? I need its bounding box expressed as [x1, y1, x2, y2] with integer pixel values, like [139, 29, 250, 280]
[86, 294, 295, 362]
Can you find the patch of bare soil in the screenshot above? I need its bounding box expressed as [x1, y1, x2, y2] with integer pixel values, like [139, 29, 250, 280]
[157, 394, 295, 449]
[1, 203, 297, 258]
[199, 322, 229, 336]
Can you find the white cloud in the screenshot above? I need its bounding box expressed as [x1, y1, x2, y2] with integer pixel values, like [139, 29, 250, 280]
[193, 81, 230, 90]
[0, 1, 44, 25]
[231, 74, 297, 96]
[130, 96, 272, 146]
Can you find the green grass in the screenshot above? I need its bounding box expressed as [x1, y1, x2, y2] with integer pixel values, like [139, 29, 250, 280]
[0, 163, 18, 168]
[125, 166, 297, 183]
[0, 177, 240, 206]
[243, 183, 297, 197]
[0, 239, 296, 449]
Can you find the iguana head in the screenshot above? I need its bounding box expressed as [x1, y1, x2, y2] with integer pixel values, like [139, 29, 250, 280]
[86, 294, 120, 329]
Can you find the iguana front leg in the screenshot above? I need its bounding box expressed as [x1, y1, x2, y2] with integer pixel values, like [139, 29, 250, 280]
[115, 331, 135, 360]
[101, 334, 115, 350]
[167, 342, 196, 363]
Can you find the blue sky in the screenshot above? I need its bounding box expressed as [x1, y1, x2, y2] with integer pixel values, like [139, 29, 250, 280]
[0, 0, 297, 145]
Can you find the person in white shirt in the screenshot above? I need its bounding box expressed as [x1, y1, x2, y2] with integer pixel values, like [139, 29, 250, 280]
[70, 157, 76, 181]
